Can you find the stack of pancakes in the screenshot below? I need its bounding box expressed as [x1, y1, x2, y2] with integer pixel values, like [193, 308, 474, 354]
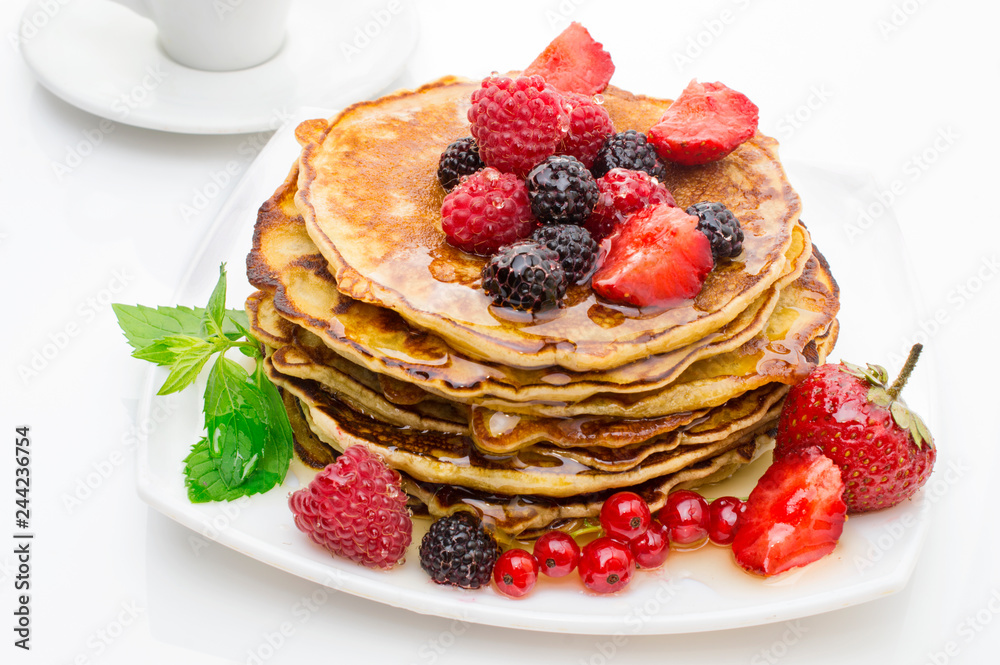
[246, 78, 840, 538]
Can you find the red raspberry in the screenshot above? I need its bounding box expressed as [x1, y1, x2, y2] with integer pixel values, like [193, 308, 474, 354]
[441, 167, 538, 255]
[556, 93, 614, 169]
[585, 169, 676, 242]
[288, 446, 412, 570]
[468, 74, 570, 177]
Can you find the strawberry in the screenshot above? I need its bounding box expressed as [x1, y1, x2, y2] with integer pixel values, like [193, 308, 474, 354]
[591, 204, 712, 307]
[648, 80, 759, 166]
[732, 446, 847, 577]
[523, 22, 615, 96]
[773, 344, 936, 513]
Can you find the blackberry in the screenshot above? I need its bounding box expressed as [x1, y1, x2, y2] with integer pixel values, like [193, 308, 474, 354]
[531, 224, 599, 284]
[526, 155, 599, 225]
[437, 137, 484, 191]
[592, 130, 668, 182]
[481, 241, 567, 312]
[419, 511, 501, 589]
[686, 201, 744, 263]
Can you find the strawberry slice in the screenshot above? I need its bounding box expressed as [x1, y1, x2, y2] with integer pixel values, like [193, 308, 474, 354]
[648, 80, 759, 165]
[524, 22, 615, 95]
[591, 204, 712, 307]
[732, 446, 847, 577]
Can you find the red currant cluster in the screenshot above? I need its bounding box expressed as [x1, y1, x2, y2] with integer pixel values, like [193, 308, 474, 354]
[492, 489, 747, 598]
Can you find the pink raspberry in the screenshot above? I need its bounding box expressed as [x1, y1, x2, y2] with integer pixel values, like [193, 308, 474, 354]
[585, 168, 676, 242]
[468, 74, 569, 177]
[557, 93, 615, 169]
[440, 167, 538, 255]
[288, 446, 412, 570]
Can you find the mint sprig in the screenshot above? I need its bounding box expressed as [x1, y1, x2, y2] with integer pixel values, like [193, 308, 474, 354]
[115, 264, 293, 502]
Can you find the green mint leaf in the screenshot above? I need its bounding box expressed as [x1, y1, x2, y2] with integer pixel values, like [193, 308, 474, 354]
[252, 360, 294, 480]
[157, 343, 216, 395]
[203, 356, 269, 488]
[204, 264, 229, 339]
[114, 302, 249, 351]
[184, 437, 282, 503]
[132, 335, 212, 367]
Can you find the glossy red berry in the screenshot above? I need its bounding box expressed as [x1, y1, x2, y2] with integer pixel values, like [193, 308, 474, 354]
[532, 530, 581, 578]
[659, 489, 710, 547]
[708, 496, 746, 546]
[600, 491, 652, 541]
[492, 549, 540, 598]
[578, 537, 634, 594]
[629, 520, 670, 569]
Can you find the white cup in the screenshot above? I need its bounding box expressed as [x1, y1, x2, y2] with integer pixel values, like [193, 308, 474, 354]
[108, 0, 293, 71]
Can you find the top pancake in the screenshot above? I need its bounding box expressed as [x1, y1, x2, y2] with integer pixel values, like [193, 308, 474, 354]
[297, 77, 802, 372]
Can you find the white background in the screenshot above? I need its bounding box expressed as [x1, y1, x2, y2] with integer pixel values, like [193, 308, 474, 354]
[3, 0, 999, 664]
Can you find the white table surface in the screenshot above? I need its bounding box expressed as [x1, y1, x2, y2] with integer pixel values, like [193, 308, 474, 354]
[4, 1, 998, 663]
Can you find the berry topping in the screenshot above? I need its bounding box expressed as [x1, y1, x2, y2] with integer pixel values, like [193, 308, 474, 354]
[440, 167, 537, 256]
[437, 137, 484, 192]
[686, 201, 744, 263]
[531, 224, 599, 284]
[648, 80, 759, 166]
[591, 204, 713, 308]
[419, 511, 502, 589]
[586, 168, 676, 242]
[707, 496, 746, 546]
[532, 530, 581, 578]
[600, 491, 652, 541]
[732, 446, 847, 577]
[629, 520, 670, 569]
[773, 344, 936, 513]
[526, 155, 599, 225]
[468, 74, 569, 177]
[492, 549, 540, 598]
[578, 537, 634, 594]
[481, 241, 568, 312]
[591, 130, 668, 182]
[288, 445, 411, 570]
[523, 21, 615, 96]
[557, 93, 615, 169]
[659, 489, 710, 548]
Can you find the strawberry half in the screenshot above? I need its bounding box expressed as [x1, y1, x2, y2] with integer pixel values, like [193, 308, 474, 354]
[773, 344, 936, 513]
[591, 204, 712, 307]
[732, 446, 847, 577]
[523, 22, 615, 96]
[648, 80, 759, 166]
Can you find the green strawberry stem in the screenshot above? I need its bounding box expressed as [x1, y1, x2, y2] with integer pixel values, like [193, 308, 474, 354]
[887, 343, 923, 400]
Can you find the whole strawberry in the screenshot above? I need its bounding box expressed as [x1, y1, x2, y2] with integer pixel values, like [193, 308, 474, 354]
[774, 344, 935, 513]
[289, 446, 412, 569]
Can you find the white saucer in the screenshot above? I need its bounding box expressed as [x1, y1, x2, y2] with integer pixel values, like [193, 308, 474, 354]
[18, 0, 420, 134]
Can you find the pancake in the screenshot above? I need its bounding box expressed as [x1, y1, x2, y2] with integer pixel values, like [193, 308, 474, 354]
[296, 78, 803, 371]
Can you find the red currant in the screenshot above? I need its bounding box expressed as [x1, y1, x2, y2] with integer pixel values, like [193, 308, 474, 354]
[492, 549, 539, 598]
[707, 496, 746, 545]
[629, 520, 670, 569]
[578, 537, 634, 594]
[659, 489, 709, 548]
[600, 491, 652, 541]
[533, 530, 581, 578]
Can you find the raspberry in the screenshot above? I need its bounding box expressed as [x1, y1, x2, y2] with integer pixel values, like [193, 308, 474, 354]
[441, 167, 537, 256]
[586, 168, 676, 242]
[526, 155, 599, 225]
[531, 224, 598, 283]
[556, 93, 615, 169]
[592, 130, 667, 182]
[686, 202, 744, 263]
[288, 446, 412, 569]
[419, 511, 501, 588]
[437, 137, 484, 192]
[481, 241, 567, 312]
[468, 74, 570, 177]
